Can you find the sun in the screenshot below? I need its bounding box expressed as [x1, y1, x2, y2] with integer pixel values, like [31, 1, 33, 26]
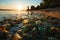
[17, 5, 22, 10]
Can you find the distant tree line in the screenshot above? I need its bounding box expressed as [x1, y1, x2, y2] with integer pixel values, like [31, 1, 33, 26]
[43, 0, 60, 8]
[27, 0, 60, 11]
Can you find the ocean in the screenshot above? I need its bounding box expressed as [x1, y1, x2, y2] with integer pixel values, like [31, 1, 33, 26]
[0, 11, 29, 21]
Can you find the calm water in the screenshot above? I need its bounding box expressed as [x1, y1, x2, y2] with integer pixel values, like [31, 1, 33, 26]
[0, 11, 43, 21]
[0, 11, 29, 21]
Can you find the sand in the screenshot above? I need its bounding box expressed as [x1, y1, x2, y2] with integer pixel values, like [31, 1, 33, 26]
[37, 10, 60, 19]
[45, 11, 60, 19]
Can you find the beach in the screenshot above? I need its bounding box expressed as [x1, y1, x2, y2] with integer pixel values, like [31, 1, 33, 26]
[37, 10, 60, 19]
[45, 11, 60, 19]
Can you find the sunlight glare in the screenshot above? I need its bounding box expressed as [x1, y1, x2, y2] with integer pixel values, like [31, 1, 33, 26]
[17, 5, 23, 10]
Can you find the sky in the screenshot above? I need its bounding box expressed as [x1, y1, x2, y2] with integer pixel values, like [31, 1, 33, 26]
[0, 0, 42, 10]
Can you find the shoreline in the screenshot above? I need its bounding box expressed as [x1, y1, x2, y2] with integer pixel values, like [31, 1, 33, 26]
[27, 7, 60, 19]
[44, 12, 60, 19]
[36, 10, 60, 19]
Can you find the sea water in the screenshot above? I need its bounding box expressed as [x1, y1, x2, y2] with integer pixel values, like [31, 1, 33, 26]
[0, 11, 17, 21]
[0, 11, 29, 21]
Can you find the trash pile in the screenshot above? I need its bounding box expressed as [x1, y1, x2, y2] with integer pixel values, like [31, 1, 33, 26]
[0, 11, 60, 40]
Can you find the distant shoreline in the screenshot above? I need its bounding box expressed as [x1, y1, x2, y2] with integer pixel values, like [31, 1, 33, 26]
[0, 9, 60, 19]
[0, 9, 16, 11]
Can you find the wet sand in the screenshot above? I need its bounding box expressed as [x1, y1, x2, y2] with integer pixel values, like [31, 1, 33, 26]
[45, 11, 60, 19]
[38, 11, 60, 19]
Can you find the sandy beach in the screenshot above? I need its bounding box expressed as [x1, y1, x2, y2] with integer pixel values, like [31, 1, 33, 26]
[45, 11, 60, 19]
[38, 10, 60, 19]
